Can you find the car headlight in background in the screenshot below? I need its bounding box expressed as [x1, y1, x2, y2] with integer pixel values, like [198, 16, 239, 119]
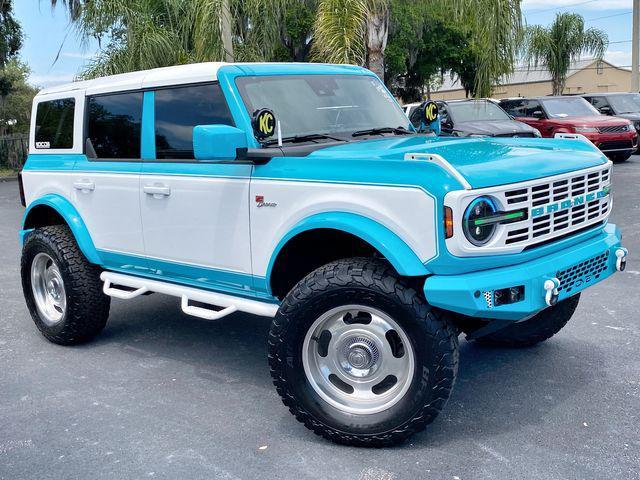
[574, 126, 598, 133]
[533, 129, 542, 137]
[463, 197, 498, 246]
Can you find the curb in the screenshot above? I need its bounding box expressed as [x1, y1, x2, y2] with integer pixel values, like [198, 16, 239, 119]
[0, 175, 18, 182]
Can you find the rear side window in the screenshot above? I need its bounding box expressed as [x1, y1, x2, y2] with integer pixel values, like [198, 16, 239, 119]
[154, 83, 234, 160]
[502, 100, 541, 117]
[35, 98, 75, 149]
[87, 92, 143, 159]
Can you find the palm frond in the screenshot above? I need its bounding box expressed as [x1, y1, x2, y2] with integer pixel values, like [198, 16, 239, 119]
[311, 0, 368, 64]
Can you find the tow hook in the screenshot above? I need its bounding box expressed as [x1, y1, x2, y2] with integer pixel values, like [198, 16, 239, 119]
[615, 247, 628, 272]
[544, 278, 560, 307]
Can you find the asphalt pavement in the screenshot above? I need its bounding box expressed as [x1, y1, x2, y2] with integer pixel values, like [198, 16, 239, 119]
[0, 158, 639, 480]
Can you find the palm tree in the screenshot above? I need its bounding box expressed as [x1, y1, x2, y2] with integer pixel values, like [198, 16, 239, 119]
[51, 0, 522, 97]
[523, 13, 608, 96]
[49, 0, 293, 79]
[312, 0, 522, 96]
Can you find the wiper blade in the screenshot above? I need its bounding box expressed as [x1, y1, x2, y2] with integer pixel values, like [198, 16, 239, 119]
[263, 133, 346, 146]
[351, 126, 413, 137]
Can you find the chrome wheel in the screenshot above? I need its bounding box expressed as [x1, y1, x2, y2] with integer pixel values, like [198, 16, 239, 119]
[30, 253, 67, 326]
[303, 305, 415, 415]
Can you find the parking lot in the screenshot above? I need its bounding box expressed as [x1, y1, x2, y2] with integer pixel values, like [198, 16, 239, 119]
[0, 158, 638, 480]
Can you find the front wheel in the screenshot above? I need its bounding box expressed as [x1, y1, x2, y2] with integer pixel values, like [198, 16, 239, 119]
[268, 258, 459, 447]
[607, 152, 632, 162]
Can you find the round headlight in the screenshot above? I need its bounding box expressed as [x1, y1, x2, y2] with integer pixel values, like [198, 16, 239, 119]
[463, 196, 498, 246]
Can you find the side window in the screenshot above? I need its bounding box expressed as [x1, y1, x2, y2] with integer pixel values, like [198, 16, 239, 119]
[501, 100, 523, 117]
[87, 92, 143, 159]
[154, 83, 234, 160]
[525, 100, 543, 117]
[589, 97, 609, 110]
[35, 98, 75, 149]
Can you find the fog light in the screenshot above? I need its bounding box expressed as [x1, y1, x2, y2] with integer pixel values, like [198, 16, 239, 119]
[493, 285, 525, 307]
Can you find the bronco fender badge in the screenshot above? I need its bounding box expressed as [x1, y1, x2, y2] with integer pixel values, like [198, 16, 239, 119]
[255, 195, 277, 208]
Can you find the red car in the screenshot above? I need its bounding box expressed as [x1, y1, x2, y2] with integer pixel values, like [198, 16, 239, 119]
[500, 96, 638, 161]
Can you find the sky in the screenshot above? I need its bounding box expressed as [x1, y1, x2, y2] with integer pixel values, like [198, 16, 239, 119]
[14, 0, 639, 88]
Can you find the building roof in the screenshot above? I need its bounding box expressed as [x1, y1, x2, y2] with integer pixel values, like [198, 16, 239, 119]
[434, 58, 628, 93]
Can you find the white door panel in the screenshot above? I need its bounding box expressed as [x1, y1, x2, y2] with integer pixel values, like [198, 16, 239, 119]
[70, 172, 145, 255]
[140, 174, 252, 273]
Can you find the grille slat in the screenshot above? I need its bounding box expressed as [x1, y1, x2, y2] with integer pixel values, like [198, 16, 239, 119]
[597, 125, 629, 134]
[504, 166, 611, 247]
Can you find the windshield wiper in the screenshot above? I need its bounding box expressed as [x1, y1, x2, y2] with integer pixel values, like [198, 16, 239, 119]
[351, 126, 413, 137]
[263, 133, 346, 146]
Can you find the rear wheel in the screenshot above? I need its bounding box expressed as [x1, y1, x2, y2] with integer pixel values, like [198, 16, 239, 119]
[469, 294, 580, 348]
[21, 225, 110, 345]
[268, 258, 459, 447]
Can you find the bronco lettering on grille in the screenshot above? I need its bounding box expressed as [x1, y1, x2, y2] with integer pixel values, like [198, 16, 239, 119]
[531, 186, 610, 218]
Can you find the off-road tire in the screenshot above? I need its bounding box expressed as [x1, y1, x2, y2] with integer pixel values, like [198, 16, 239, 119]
[608, 152, 632, 162]
[21, 225, 110, 345]
[474, 294, 580, 348]
[268, 258, 459, 447]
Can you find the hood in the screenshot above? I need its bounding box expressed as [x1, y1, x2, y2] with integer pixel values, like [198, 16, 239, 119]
[454, 120, 537, 136]
[551, 115, 631, 126]
[616, 113, 640, 122]
[306, 135, 607, 189]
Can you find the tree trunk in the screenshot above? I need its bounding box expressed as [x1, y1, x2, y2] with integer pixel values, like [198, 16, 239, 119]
[552, 77, 566, 96]
[366, 9, 389, 80]
[220, 0, 234, 62]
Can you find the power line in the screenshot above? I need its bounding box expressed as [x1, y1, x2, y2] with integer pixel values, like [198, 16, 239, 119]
[524, 0, 600, 16]
[586, 11, 633, 22]
[610, 39, 633, 44]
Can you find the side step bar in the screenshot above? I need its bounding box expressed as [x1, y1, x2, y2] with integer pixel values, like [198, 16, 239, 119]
[100, 271, 279, 320]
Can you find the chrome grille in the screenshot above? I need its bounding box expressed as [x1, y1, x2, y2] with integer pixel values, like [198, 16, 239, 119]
[597, 125, 629, 133]
[503, 165, 611, 247]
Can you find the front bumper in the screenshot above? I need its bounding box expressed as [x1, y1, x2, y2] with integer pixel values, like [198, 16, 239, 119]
[581, 131, 638, 153]
[424, 223, 624, 320]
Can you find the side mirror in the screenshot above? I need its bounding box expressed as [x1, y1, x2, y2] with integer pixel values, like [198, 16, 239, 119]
[532, 110, 545, 119]
[599, 106, 612, 115]
[193, 125, 247, 161]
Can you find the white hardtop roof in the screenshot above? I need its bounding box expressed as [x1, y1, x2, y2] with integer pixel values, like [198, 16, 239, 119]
[37, 62, 230, 97]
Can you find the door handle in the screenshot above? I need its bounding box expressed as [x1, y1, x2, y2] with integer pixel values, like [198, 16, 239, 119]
[143, 185, 171, 198]
[73, 181, 95, 192]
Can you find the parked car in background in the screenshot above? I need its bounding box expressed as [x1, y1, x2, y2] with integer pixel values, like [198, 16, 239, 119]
[435, 99, 540, 137]
[500, 96, 637, 162]
[405, 100, 540, 138]
[582, 92, 640, 142]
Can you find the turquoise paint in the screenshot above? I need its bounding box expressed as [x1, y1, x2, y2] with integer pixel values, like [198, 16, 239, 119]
[96, 249, 275, 302]
[141, 90, 156, 159]
[22, 194, 102, 264]
[265, 212, 430, 291]
[22, 154, 77, 171]
[424, 223, 621, 320]
[73, 155, 143, 173]
[193, 125, 248, 160]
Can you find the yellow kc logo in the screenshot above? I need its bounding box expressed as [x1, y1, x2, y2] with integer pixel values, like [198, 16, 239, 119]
[259, 112, 274, 135]
[425, 102, 438, 122]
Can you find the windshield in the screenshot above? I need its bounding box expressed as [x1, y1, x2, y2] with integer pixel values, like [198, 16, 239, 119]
[448, 101, 511, 122]
[608, 94, 640, 114]
[541, 97, 599, 118]
[236, 75, 411, 141]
